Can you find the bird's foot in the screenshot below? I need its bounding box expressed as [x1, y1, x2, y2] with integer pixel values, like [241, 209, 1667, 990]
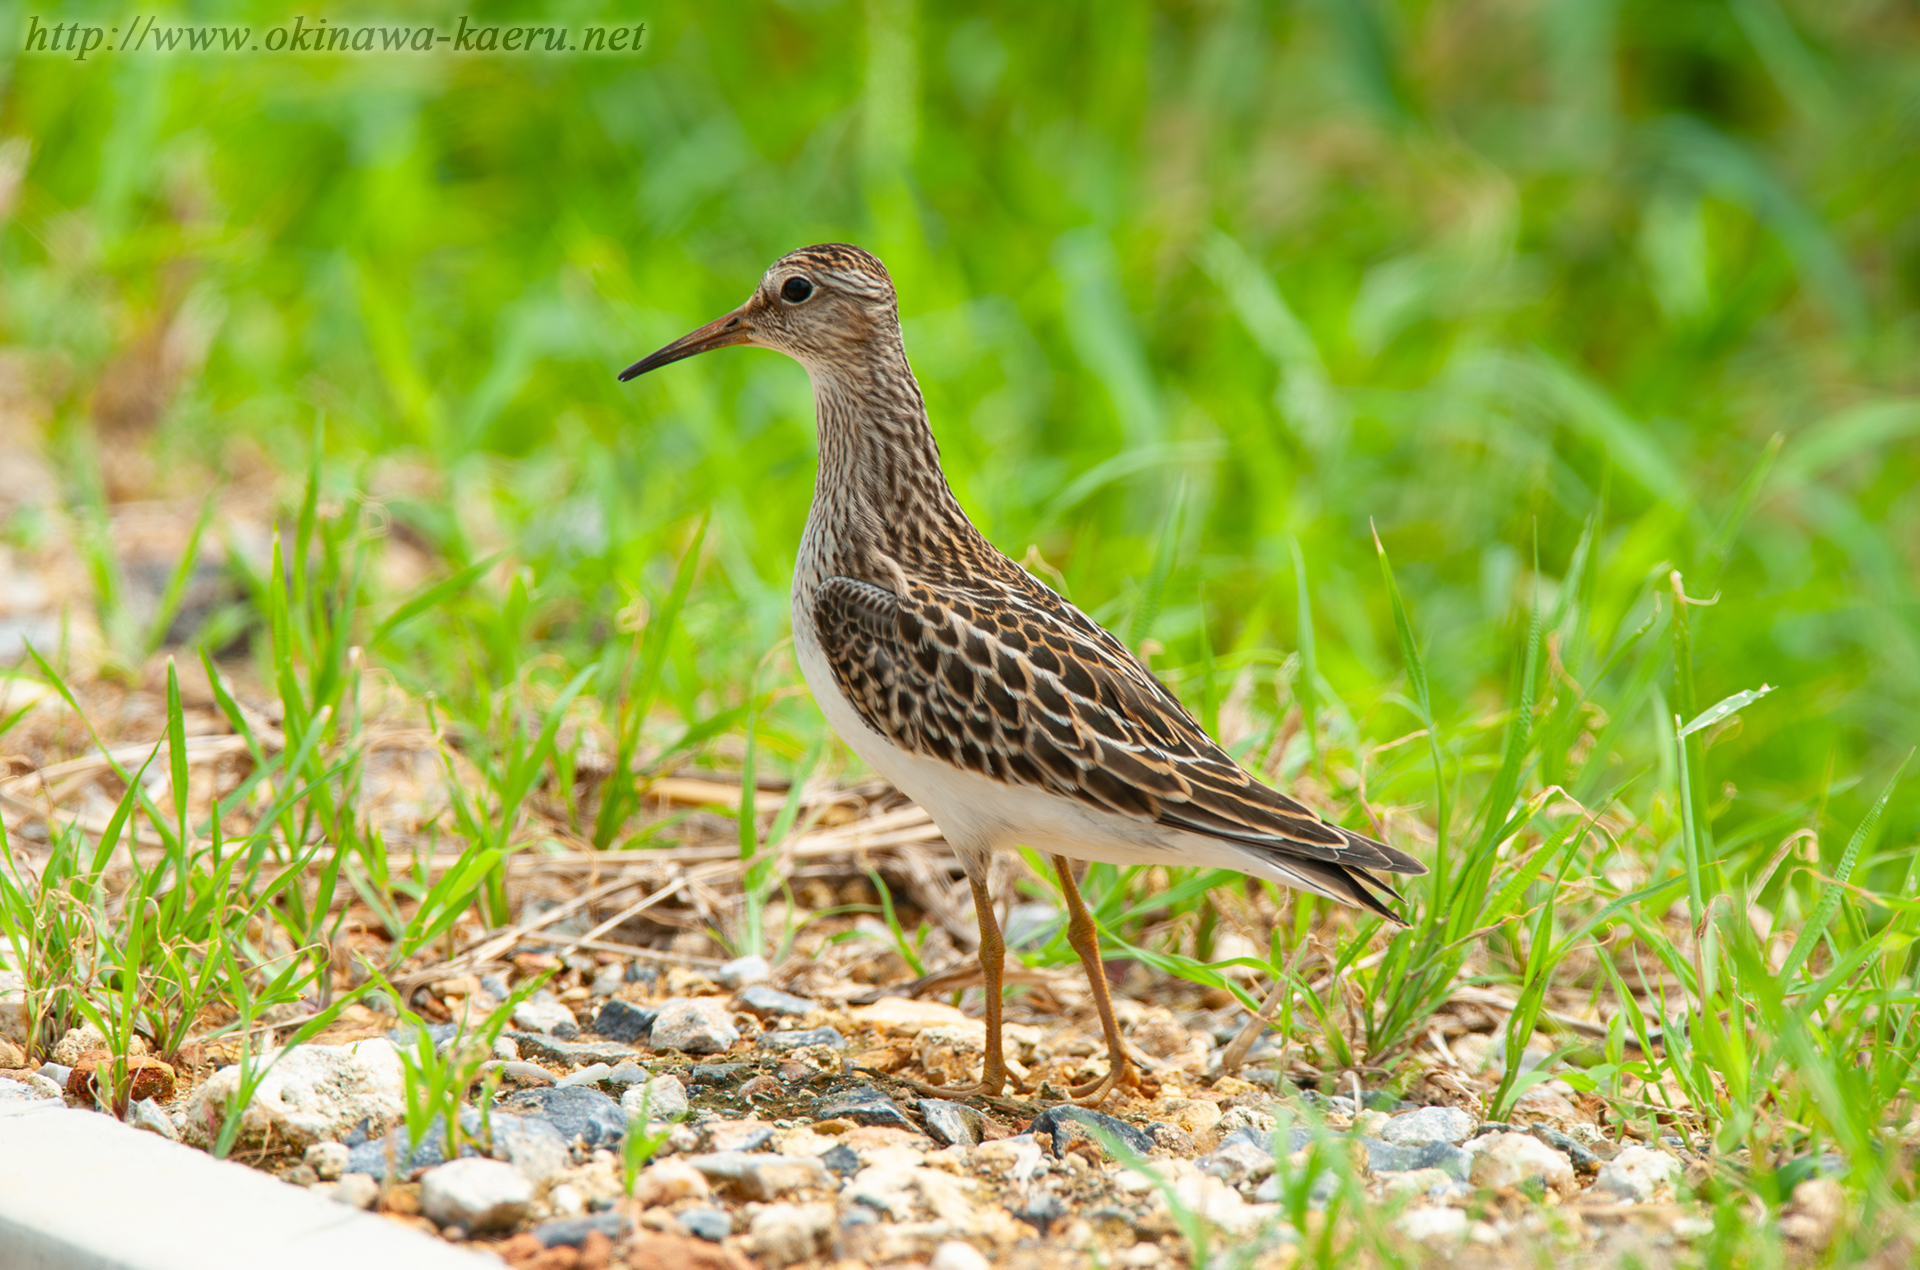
[900, 1061, 1010, 1101]
[1067, 1055, 1143, 1106]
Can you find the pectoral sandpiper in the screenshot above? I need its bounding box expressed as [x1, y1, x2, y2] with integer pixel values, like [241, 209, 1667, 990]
[620, 244, 1425, 1104]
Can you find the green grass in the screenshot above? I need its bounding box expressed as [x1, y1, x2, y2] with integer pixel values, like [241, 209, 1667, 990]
[5, 0, 1920, 1264]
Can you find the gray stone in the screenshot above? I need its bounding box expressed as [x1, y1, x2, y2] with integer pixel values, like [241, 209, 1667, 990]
[480, 975, 512, 999]
[129, 1097, 180, 1139]
[419, 1157, 532, 1232]
[811, 1084, 914, 1130]
[1358, 1137, 1421, 1173]
[505, 1032, 638, 1066]
[917, 1099, 983, 1148]
[678, 1207, 732, 1241]
[590, 1000, 657, 1044]
[0, 1077, 56, 1105]
[498, 1086, 628, 1148]
[1028, 1106, 1154, 1158]
[1534, 1125, 1600, 1170]
[716, 956, 771, 989]
[1411, 1141, 1472, 1182]
[36, 1063, 72, 1089]
[1198, 1134, 1277, 1183]
[735, 985, 814, 1018]
[343, 1110, 570, 1184]
[533, 1210, 629, 1248]
[1379, 1105, 1475, 1146]
[511, 1000, 579, 1039]
[620, 1074, 689, 1121]
[820, 1143, 859, 1177]
[1595, 1145, 1681, 1203]
[606, 1061, 652, 1087]
[1013, 1192, 1069, 1236]
[688, 1062, 754, 1088]
[686, 1152, 830, 1200]
[647, 998, 740, 1055]
[706, 1119, 777, 1153]
[759, 1026, 845, 1051]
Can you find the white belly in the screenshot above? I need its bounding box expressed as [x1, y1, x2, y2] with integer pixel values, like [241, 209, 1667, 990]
[788, 585, 1298, 882]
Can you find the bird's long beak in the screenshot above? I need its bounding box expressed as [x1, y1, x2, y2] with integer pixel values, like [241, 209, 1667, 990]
[618, 304, 755, 382]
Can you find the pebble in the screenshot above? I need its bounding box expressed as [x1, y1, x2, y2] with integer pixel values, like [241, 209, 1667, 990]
[51, 1024, 110, 1065]
[532, 1210, 629, 1248]
[36, 1063, 72, 1088]
[688, 1062, 754, 1088]
[749, 1201, 835, 1268]
[1029, 1106, 1155, 1158]
[591, 1000, 658, 1044]
[499, 1085, 629, 1148]
[648, 998, 741, 1055]
[512, 999, 580, 1039]
[1012, 1192, 1070, 1235]
[606, 1060, 651, 1087]
[304, 1141, 349, 1180]
[677, 1207, 732, 1241]
[1466, 1131, 1577, 1195]
[631, 1160, 712, 1207]
[3, 1076, 54, 1103]
[821, 1143, 860, 1176]
[591, 964, 628, 998]
[181, 1039, 404, 1151]
[734, 985, 814, 1018]
[930, 1239, 992, 1270]
[421, 1157, 533, 1231]
[705, 1120, 776, 1153]
[918, 1099, 984, 1148]
[325, 1173, 380, 1209]
[716, 955, 771, 989]
[620, 1074, 690, 1121]
[557, 1062, 612, 1089]
[1380, 1105, 1475, 1146]
[1595, 1145, 1682, 1202]
[475, 1060, 556, 1087]
[1398, 1206, 1469, 1244]
[686, 1152, 830, 1200]
[758, 1026, 846, 1051]
[506, 1033, 639, 1066]
[128, 1097, 179, 1139]
[1198, 1133, 1277, 1183]
[811, 1084, 915, 1130]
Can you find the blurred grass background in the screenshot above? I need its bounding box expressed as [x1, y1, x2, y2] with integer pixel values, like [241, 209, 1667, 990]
[5, 0, 1920, 1256]
[3, 0, 1919, 930]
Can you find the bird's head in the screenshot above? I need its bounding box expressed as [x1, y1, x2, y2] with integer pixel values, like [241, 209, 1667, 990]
[619, 243, 898, 382]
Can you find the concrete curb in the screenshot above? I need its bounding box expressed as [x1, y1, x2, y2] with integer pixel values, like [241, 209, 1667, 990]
[0, 1100, 490, 1270]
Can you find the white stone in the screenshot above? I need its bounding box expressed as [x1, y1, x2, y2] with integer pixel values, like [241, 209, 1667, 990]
[717, 955, 771, 988]
[304, 1141, 349, 1181]
[180, 1039, 405, 1151]
[0, 1076, 57, 1104]
[620, 1073, 689, 1120]
[419, 1157, 532, 1232]
[557, 1062, 611, 1088]
[688, 1151, 829, 1201]
[749, 1201, 836, 1268]
[51, 1024, 107, 1065]
[511, 999, 578, 1038]
[930, 1240, 993, 1270]
[647, 998, 739, 1055]
[1595, 1145, 1681, 1203]
[1398, 1206, 1469, 1243]
[325, 1173, 381, 1209]
[1380, 1105, 1475, 1146]
[630, 1159, 711, 1208]
[547, 1183, 585, 1216]
[1465, 1132, 1576, 1195]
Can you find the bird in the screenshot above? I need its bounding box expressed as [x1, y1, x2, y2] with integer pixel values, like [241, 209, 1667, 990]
[619, 244, 1425, 1104]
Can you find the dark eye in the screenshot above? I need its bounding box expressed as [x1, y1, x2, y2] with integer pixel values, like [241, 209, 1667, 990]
[781, 276, 815, 303]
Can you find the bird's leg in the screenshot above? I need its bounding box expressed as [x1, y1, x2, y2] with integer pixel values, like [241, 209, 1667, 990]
[1052, 855, 1139, 1105]
[965, 869, 1011, 1097]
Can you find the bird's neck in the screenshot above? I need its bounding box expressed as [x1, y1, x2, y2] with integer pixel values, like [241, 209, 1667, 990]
[803, 345, 982, 584]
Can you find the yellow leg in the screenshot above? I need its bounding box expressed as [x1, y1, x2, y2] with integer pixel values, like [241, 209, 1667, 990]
[1052, 855, 1139, 1105]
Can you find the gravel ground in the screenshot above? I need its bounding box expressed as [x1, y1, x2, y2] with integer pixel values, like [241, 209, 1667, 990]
[0, 949, 1847, 1269]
